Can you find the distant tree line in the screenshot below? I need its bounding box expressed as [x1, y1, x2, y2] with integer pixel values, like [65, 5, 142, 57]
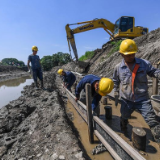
[40, 52, 71, 71]
[0, 58, 25, 67]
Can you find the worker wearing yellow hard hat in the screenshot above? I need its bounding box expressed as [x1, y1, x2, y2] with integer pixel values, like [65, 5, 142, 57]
[75, 74, 113, 116]
[113, 39, 160, 142]
[57, 69, 76, 92]
[27, 46, 45, 90]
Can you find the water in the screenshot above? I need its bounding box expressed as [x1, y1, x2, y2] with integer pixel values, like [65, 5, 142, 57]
[0, 76, 33, 108]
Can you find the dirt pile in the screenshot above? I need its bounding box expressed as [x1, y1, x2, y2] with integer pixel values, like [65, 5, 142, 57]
[87, 28, 160, 77]
[0, 72, 87, 160]
[61, 28, 160, 78]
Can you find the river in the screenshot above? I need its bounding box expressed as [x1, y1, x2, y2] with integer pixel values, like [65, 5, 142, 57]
[0, 76, 33, 108]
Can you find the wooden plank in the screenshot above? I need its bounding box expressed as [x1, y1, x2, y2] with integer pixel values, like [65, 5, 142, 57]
[94, 130, 122, 160]
[93, 116, 146, 160]
[85, 83, 94, 143]
[66, 88, 88, 123]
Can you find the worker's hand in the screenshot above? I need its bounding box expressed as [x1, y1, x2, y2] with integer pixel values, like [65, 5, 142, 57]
[75, 97, 79, 102]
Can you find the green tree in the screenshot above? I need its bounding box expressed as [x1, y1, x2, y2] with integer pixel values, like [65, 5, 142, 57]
[41, 52, 71, 71]
[1, 58, 25, 67]
[41, 56, 53, 71]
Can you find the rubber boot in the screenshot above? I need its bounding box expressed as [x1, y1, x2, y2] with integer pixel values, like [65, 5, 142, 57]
[34, 81, 39, 90]
[151, 125, 160, 143]
[41, 80, 45, 90]
[120, 117, 128, 131]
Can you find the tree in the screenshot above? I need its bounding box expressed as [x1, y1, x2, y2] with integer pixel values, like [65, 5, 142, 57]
[41, 52, 71, 71]
[1, 58, 25, 67]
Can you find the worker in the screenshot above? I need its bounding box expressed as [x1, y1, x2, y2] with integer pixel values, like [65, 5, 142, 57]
[28, 46, 44, 90]
[113, 39, 160, 143]
[75, 75, 114, 116]
[57, 69, 76, 92]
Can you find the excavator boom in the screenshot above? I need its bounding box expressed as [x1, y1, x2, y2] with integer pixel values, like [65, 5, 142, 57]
[65, 18, 115, 61]
[65, 16, 148, 67]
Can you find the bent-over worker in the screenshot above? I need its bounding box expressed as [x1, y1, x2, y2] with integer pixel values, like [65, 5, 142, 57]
[27, 46, 44, 90]
[75, 74, 113, 116]
[113, 39, 160, 143]
[57, 69, 76, 92]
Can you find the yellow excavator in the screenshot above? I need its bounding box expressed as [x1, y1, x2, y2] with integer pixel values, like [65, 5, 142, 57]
[65, 16, 148, 67]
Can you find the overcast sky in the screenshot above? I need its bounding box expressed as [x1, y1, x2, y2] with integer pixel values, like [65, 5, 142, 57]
[0, 0, 160, 64]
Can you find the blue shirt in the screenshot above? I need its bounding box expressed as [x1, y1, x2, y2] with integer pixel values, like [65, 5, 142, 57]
[113, 58, 160, 102]
[62, 71, 76, 88]
[28, 54, 41, 69]
[75, 74, 101, 110]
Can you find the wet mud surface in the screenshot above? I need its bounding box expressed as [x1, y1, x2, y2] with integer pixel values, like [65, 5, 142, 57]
[0, 72, 88, 159]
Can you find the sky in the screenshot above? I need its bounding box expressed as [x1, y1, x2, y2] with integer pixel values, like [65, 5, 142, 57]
[0, 0, 160, 64]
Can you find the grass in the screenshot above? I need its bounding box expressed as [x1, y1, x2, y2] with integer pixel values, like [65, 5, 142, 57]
[79, 51, 95, 61]
[107, 40, 122, 57]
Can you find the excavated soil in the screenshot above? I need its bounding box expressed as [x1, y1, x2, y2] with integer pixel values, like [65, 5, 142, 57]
[0, 72, 88, 160]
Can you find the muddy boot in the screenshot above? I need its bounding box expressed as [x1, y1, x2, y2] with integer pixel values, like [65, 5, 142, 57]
[41, 81, 46, 90]
[120, 117, 128, 131]
[151, 125, 160, 143]
[34, 82, 40, 90]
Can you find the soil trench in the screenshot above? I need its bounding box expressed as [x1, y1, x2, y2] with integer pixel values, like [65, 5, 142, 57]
[66, 100, 113, 160]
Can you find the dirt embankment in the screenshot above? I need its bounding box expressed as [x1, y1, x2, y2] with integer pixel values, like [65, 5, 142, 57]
[0, 72, 88, 160]
[60, 28, 160, 96]
[0, 65, 29, 82]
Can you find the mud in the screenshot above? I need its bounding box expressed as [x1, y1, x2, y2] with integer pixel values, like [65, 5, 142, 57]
[0, 72, 88, 159]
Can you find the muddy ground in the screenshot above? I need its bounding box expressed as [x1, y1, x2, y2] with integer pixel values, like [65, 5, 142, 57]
[0, 72, 90, 160]
[0, 66, 29, 82]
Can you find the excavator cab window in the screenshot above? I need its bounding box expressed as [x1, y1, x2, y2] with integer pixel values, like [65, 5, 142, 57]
[119, 17, 133, 32]
[114, 18, 120, 35]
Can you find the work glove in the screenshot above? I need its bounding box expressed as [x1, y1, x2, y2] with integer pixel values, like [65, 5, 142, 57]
[114, 92, 119, 107]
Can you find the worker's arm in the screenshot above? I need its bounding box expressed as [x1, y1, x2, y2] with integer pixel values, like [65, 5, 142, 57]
[92, 94, 102, 111]
[113, 65, 120, 94]
[146, 61, 160, 79]
[113, 65, 120, 106]
[75, 78, 86, 99]
[27, 60, 30, 70]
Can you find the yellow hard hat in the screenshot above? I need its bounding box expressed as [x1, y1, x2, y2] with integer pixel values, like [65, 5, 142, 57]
[32, 46, 38, 51]
[119, 39, 137, 55]
[57, 69, 64, 75]
[98, 78, 114, 96]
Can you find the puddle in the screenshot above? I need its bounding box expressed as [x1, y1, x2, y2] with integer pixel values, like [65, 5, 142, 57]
[67, 100, 113, 160]
[0, 76, 33, 108]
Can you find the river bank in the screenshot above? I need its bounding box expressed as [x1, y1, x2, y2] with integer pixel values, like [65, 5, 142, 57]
[0, 66, 30, 82]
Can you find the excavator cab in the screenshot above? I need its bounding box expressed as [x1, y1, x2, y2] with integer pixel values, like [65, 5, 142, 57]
[113, 16, 148, 39]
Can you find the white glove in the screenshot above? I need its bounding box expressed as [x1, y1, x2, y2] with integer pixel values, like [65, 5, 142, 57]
[28, 69, 31, 73]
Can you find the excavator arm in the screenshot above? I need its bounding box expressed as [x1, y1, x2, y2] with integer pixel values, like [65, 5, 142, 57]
[65, 18, 115, 61]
